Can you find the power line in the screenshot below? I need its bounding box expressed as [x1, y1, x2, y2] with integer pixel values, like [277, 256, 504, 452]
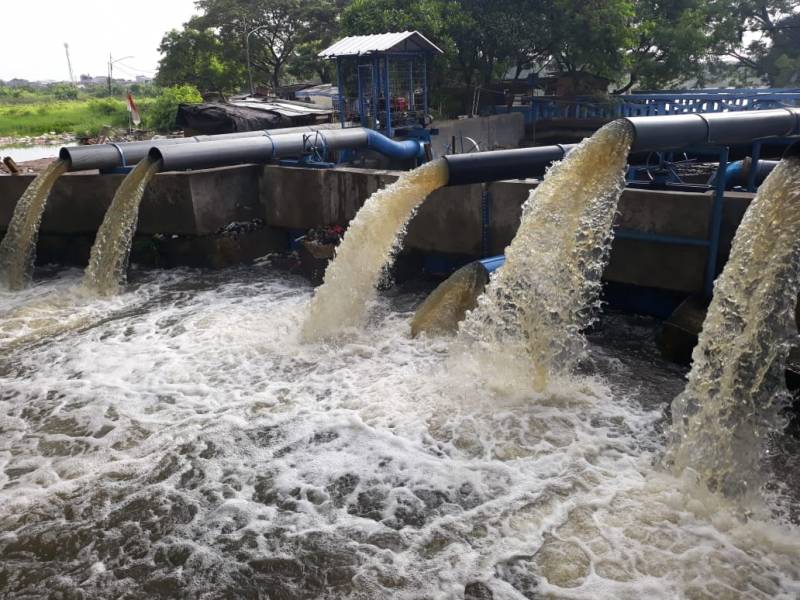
[115, 61, 157, 75]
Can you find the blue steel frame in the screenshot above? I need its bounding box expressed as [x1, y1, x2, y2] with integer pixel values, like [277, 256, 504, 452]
[334, 51, 432, 137]
[621, 145, 730, 298]
[494, 89, 800, 126]
[746, 138, 799, 192]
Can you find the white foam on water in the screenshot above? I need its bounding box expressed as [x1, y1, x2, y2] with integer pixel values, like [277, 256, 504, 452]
[0, 267, 798, 598]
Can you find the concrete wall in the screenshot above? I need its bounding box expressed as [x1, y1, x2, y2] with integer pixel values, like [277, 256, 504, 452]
[259, 166, 753, 294]
[429, 113, 525, 158]
[0, 165, 263, 235]
[0, 161, 755, 293]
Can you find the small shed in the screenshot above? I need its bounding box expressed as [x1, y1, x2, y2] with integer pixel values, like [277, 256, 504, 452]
[319, 31, 443, 137]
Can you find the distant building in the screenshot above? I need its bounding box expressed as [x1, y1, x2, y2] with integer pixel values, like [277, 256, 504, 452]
[135, 75, 152, 84]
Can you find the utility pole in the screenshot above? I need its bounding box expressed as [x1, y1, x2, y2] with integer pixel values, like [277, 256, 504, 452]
[64, 43, 76, 85]
[108, 54, 134, 96]
[246, 26, 270, 96]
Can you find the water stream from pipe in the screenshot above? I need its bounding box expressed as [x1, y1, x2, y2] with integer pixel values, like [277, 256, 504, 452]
[0, 159, 68, 290]
[666, 156, 800, 498]
[458, 121, 633, 390]
[302, 159, 449, 340]
[82, 157, 161, 296]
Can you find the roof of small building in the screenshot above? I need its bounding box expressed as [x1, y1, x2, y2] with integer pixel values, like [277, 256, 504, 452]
[319, 31, 443, 58]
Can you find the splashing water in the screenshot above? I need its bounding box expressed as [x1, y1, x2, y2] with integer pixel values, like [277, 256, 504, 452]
[2, 268, 799, 598]
[302, 159, 449, 340]
[82, 157, 161, 296]
[0, 159, 68, 290]
[666, 156, 800, 498]
[458, 121, 633, 389]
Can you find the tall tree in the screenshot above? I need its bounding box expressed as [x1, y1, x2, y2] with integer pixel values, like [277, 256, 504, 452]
[288, 0, 349, 83]
[709, 0, 796, 73]
[758, 12, 800, 86]
[196, 0, 338, 91]
[156, 24, 245, 92]
[613, 0, 719, 93]
[546, 0, 634, 81]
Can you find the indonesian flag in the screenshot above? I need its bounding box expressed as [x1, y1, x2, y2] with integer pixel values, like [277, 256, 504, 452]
[127, 91, 141, 126]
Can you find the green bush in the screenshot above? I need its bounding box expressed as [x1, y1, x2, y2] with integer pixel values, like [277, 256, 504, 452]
[88, 97, 125, 116]
[145, 84, 202, 132]
[52, 83, 79, 101]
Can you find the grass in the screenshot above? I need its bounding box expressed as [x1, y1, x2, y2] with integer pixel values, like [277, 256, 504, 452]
[0, 84, 200, 138]
[0, 99, 136, 137]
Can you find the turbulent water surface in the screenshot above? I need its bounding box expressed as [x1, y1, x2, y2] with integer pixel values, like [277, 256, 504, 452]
[1, 264, 798, 599]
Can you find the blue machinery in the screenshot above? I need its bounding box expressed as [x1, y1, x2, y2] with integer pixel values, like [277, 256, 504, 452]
[319, 32, 444, 142]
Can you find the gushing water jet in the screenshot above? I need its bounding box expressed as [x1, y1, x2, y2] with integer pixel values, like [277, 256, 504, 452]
[666, 149, 800, 498]
[82, 157, 162, 296]
[0, 159, 68, 290]
[302, 159, 450, 340]
[457, 120, 634, 390]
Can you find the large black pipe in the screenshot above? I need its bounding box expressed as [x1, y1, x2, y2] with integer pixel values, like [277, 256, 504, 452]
[625, 108, 800, 152]
[58, 124, 343, 172]
[149, 127, 423, 172]
[444, 109, 800, 186]
[151, 136, 275, 171]
[443, 144, 576, 186]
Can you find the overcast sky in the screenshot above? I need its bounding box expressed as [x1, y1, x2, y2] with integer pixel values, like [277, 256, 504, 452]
[2, 0, 199, 81]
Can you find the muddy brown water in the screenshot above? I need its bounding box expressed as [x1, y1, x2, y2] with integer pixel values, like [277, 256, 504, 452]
[0, 265, 798, 599]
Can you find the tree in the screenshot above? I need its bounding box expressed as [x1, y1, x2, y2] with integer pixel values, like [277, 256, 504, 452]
[289, 0, 349, 83]
[613, 0, 719, 93]
[546, 0, 634, 82]
[156, 24, 245, 92]
[341, 0, 528, 87]
[759, 12, 800, 86]
[195, 0, 338, 91]
[708, 0, 797, 78]
[146, 85, 204, 131]
[50, 82, 79, 100]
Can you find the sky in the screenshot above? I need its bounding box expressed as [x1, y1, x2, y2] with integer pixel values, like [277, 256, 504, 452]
[1, 0, 200, 81]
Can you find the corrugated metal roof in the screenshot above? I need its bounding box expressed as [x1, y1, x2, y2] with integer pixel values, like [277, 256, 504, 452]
[229, 96, 334, 117]
[319, 31, 443, 58]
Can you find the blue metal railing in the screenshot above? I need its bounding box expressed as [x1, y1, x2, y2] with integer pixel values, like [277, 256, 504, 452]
[495, 88, 800, 124]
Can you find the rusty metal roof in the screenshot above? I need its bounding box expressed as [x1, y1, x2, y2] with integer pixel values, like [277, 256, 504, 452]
[319, 31, 443, 58]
